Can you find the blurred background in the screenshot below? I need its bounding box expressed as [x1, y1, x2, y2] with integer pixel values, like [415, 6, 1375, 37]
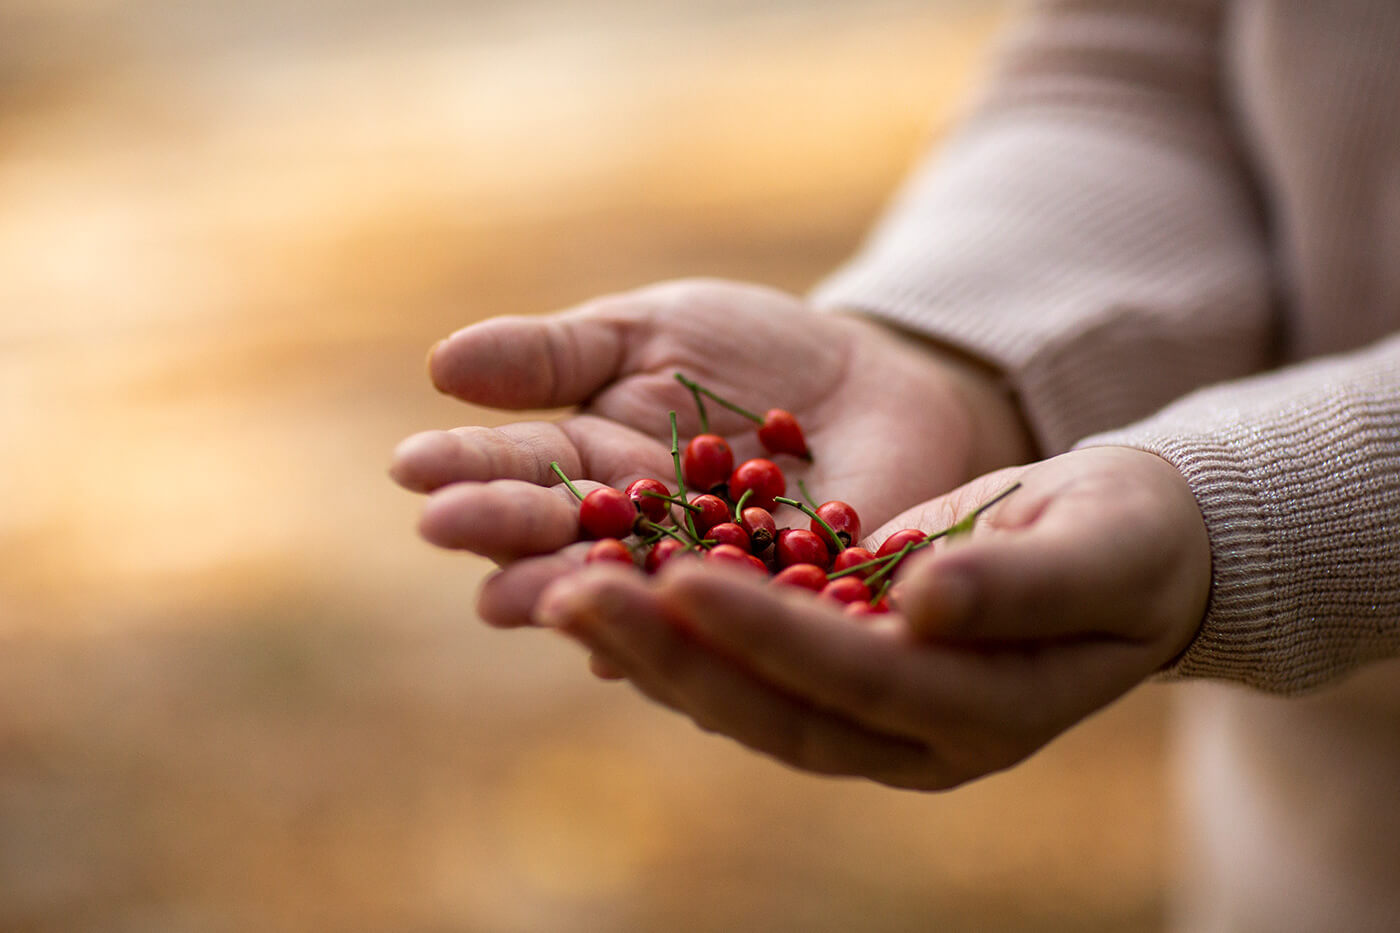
[0, 0, 1176, 930]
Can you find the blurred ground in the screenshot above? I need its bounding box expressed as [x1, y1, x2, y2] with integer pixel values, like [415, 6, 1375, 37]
[0, 1, 1173, 930]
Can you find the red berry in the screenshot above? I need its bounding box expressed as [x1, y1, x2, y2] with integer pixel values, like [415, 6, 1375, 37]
[813, 500, 861, 551]
[644, 537, 689, 573]
[832, 546, 876, 573]
[820, 576, 871, 605]
[688, 494, 731, 536]
[579, 487, 637, 540]
[585, 538, 635, 566]
[728, 458, 785, 512]
[775, 527, 830, 570]
[771, 563, 827, 591]
[875, 528, 928, 558]
[706, 522, 750, 552]
[757, 408, 810, 460]
[844, 597, 891, 618]
[625, 477, 671, 523]
[739, 506, 777, 554]
[706, 543, 767, 575]
[682, 434, 733, 492]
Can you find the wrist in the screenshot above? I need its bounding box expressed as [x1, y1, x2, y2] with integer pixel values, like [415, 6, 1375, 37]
[931, 343, 1037, 475]
[828, 307, 1036, 477]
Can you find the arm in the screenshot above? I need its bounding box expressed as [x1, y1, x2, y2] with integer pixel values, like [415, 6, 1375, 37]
[1082, 333, 1400, 693]
[813, 0, 1276, 454]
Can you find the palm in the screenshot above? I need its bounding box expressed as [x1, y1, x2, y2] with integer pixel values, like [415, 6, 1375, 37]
[391, 280, 1007, 620]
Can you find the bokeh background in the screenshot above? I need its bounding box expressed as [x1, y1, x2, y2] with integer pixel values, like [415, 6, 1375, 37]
[0, 1, 1176, 930]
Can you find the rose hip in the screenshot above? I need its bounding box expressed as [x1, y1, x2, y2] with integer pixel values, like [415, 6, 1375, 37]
[738, 506, 776, 554]
[579, 487, 637, 540]
[644, 537, 689, 573]
[775, 528, 830, 570]
[706, 522, 750, 552]
[757, 408, 811, 460]
[728, 458, 785, 512]
[771, 563, 827, 591]
[688, 494, 731, 536]
[813, 500, 861, 551]
[682, 434, 733, 492]
[820, 576, 871, 604]
[585, 538, 635, 566]
[625, 477, 672, 523]
[875, 528, 928, 558]
[706, 543, 767, 575]
[845, 597, 892, 618]
[832, 546, 876, 573]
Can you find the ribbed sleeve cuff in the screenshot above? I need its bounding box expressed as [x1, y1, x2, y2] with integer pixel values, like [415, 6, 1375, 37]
[1078, 339, 1400, 694]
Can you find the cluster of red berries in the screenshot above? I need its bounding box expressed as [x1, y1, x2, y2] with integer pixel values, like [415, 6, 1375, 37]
[555, 373, 1017, 617]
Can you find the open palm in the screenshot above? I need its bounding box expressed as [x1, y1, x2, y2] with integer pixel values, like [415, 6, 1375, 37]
[390, 279, 1030, 624]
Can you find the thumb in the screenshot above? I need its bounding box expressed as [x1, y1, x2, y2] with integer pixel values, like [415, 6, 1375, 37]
[896, 513, 1157, 645]
[429, 295, 645, 408]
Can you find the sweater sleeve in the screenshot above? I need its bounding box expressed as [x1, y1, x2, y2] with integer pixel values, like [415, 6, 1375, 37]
[1078, 334, 1400, 694]
[810, 0, 1276, 455]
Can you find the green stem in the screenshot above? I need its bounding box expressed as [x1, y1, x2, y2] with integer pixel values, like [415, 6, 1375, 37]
[640, 490, 702, 514]
[870, 578, 892, 607]
[862, 541, 915, 589]
[639, 519, 690, 546]
[826, 551, 900, 581]
[797, 478, 819, 508]
[668, 411, 703, 541]
[676, 376, 710, 434]
[947, 481, 1023, 538]
[774, 495, 845, 554]
[674, 372, 763, 425]
[550, 461, 585, 502]
[734, 487, 753, 514]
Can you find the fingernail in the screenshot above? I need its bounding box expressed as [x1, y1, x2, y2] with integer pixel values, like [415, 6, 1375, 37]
[426, 339, 445, 389]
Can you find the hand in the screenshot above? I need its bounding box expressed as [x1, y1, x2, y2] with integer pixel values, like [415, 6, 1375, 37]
[390, 279, 1033, 625]
[531, 446, 1210, 790]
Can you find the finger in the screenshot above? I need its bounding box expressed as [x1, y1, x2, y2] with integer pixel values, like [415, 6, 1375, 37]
[896, 507, 1163, 644]
[419, 478, 595, 562]
[588, 653, 627, 680]
[477, 544, 592, 627]
[429, 296, 647, 408]
[656, 563, 963, 739]
[390, 416, 674, 494]
[537, 569, 940, 788]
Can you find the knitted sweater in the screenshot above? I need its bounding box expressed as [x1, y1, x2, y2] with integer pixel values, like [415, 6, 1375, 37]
[812, 0, 1400, 695]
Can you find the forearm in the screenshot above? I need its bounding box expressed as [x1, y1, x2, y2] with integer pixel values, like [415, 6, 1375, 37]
[812, 0, 1275, 455]
[1081, 333, 1400, 693]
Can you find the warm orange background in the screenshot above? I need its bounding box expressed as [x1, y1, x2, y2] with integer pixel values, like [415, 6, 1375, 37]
[0, 2, 1172, 930]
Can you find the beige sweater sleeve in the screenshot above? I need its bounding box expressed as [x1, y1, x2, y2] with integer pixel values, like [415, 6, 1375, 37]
[810, 0, 1276, 455]
[1081, 337, 1400, 694]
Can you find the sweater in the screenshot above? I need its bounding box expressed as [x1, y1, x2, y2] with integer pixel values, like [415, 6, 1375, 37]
[811, 0, 1400, 695]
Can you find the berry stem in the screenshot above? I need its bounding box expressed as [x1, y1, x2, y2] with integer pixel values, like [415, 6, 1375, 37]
[669, 411, 686, 498]
[674, 372, 763, 425]
[947, 481, 1022, 537]
[639, 519, 692, 547]
[677, 376, 711, 434]
[797, 478, 819, 508]
[775, 495, 844, 555]
[639, 490, 703, 513]
[870, 578, 892, 607]
[549, 461, 585, 502]
[734, 487, 753, 514]
[826, 552, 900, 581]
[862, 542, 915, 589]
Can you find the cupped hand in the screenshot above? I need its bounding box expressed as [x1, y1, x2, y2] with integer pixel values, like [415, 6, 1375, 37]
[391, 279, 1032, 620]
[530, 445, 1210, 790]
